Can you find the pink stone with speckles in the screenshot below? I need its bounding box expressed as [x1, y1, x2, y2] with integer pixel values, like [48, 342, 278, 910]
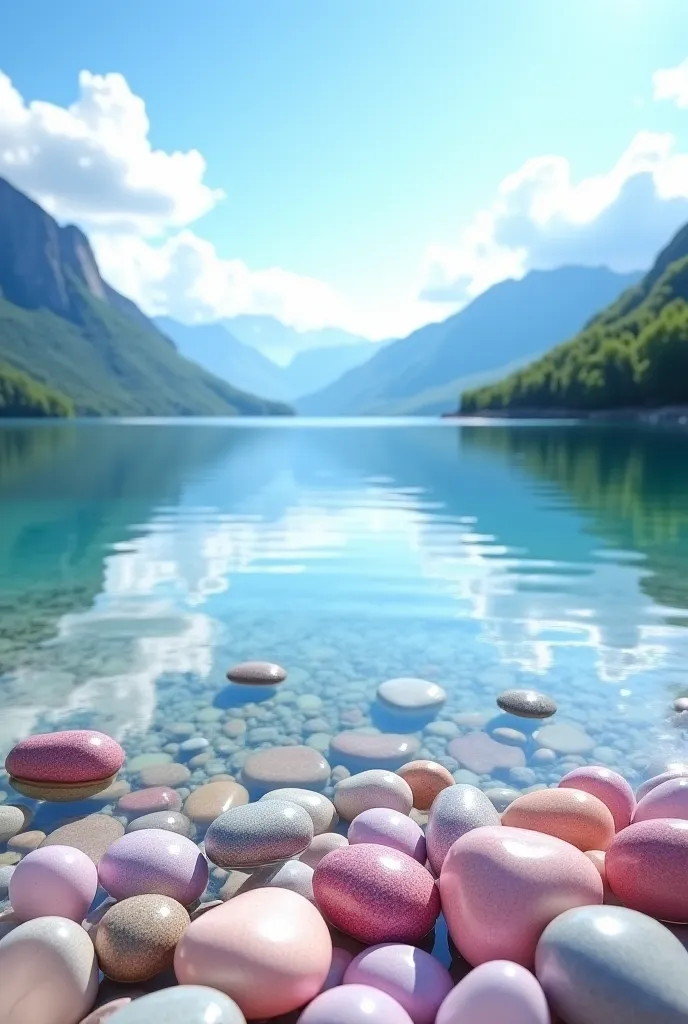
[559, 765, 636, 832]
[5, 730, 124, 784]
[606, 818, 688, 922]
[439, 825, 603, 967]
[117, 787, 182, 816]
[636, 769, 688, 802]
[98, 828, 208, 904]
[313, 843, 440, 945]
[633, 777, 688, 823]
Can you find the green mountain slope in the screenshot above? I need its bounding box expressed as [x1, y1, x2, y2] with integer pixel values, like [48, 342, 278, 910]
[461, 223, 688, 414]
[0, 176, 291, 417]
[0, 360, 73, 417]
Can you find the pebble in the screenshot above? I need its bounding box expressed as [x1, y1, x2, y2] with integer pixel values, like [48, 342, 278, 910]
[98, 986, 247, 1023]
[138, 762, 191, 787]
[502, 789, 616, 851]
[483, 787, 520, 812]
[0, 863, 15, 898]
[241, 746, 331, 792]
[439, 825, 603, 967]
[0, 805, 30, 843]
[298, 694, 323, 713]
[196, 708, 223, 723]
[448, 732, 526, 774]
[6, 729, 124, 785]
[180, 737, 209, 753]
[89, 779, 131, 802]
[313, 842, 440, 944]
[674, 697, 688, 713]
[534, 722, 594, 755]
[348, 808, 426, 862]
[41, 814, 125, 864]
[535, 905, 688, 1024]
[436, 960, 551, 1024]
[496, 689, 557, 719]
[226, 660, 287, 684]
[396, 760, 454, 810]
[260, 788, 338, 834]
[426, 785, 501, 875]
[174, 887, 331, 1019]
[9, 845, 98, 922]
[299, 984, 414, 1024]
[559, 765, 636, 831]
[125, 811, 195, 838]
[377, 677, 447, 711]
[344, 943, 453, 1024]
[492, 727, 527, 746]
[9, 776, 117, 802]
[204, 799, 314, 868]
[300, 832, 350, 869]
[223, 719, 246, 738]
[98, 828, 209, 904]
[94, 894, 190, 982]
[78, 997, 133, 1023]
[636, 769, 688, 801]
[334, 770, 413, 820]
[0, 852, 21, 866]
[234, 859, 315, 902]
[633, 777, 688, 823]
[330, 732, 420, 770]
[117, 787, 182, 816]
[183, 781, 249, 825]
[605, 818, 688, 921]
[0, 916, 99, 1024]
[306, 732, 332, 753]
[125, 752, 172, 772]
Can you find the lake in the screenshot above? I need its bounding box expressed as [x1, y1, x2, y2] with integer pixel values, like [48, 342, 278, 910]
[2, 418, 688, 841]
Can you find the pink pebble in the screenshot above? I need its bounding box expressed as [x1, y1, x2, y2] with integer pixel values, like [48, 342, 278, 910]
[98, 828, 208, 904]
[175, 888, 331, 1019]
[298, 984, 414, 1023]
[435, 960, 551, 1024]
[321, 947, 354, 992]
[606, 818, 688, 922]
[313, 843, 440, 945]
[348, 808, 426, 862]
[10, 846, 98, 923]
[636, 769, 688, 802]
[439, 825, 603, 967]
[344, 943, 452, 1024]
[117, 787, 182, 816]
[558, 765, 636, 832]
[633, 777, 688, 823]
[5, 730, 124, 784]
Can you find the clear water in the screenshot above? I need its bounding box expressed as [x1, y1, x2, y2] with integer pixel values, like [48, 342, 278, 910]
[2, 418, 688, 810]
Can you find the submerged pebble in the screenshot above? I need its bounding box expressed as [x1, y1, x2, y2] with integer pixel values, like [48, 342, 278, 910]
[377, 677, 447, 711]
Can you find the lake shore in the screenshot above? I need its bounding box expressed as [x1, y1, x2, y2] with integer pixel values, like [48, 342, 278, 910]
[442, 405, 688, 424]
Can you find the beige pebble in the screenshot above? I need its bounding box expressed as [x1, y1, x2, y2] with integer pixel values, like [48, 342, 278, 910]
[397, 760, 454, 811]
[7, 830, 46, 853]
[208, 774, 235, 783]
[138, 763, 191, 787]
[0, 852, 21, 866]
[41, 813, 125, 864]
[223, 720, 246, 738]
[88, 780, 131, 802]
[0, 805, 31, 843]
[299, 832, 349, 869]
[188, 753, 213, 769]
[183, 780, 249, 826]
[94, 894, 190, 982]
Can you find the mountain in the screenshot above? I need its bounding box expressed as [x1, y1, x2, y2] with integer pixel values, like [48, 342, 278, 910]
[0, 361, 73, 417]
[0, 176, 291, 417]
[461, 223, 688, 414]
[158, 315, 380, 400]
[224, 314, 374, 364]
[297, 266, 642, 416]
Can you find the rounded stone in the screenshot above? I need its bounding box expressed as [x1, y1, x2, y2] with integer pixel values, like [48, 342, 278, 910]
[9, 776, 118, 802]
[125, 810, 195, 838]
[344, 943, 453, 1024]
[559, 765, 636, 832]
[313, 843, 440, 945]
[448, 732, 526, 774]
[674, 697, 688, 713]
[535, 905, 688, 1024]
[97, 986, 246, 1023]
[636, 769, 688, 801]
[138, 763, 191, 787]
[436, 960, 551, 1024]
[234, 859, 315, 902]
[174, 888, 331, 1019]
[204, 799, 314, 869]
[260, 788, 338, 834]
[348, 808, 426, 862]
[41, 814, 125, 865]
[10, 845, 98, 923]
[0, 804, 30, 843]
[300, 832, 350, 869]
[502, 788, 615, 851]
[334, 770, 413, 821]
[396, 761, 454, 811]
[426, 784, 500, 875]
[0, 863, 15, 898]
[98, 829, 209, 904]
[377, 678, 447, 712]
[117, 787, 182, 817]
[241, 746, 331, 792]
[605, 818, 688, 921]
[330, 733, 420, 770]
[0, 916, 99, 1024]
[496, 689, 557, 719]
[439, 825, 603, 967]
[126, 753, 172, 771]
[6, 729, 124, 784]
[183, 780, 249, 826]
[483, 787, 520, 812]
[78, 997, 133, 1023]
[94, 894, 190, 982]
[8, 829, 46, 853]
[492, 727, 527, 746]
[633, 777, 688, 823]
[299, 983, 414, 1024]
[226, 660, 287, 684]
[534, 722, 594, 755]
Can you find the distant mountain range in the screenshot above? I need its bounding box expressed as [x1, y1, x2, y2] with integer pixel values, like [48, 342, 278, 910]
[157, 315, 379, 401]
[297, 266, 643, 415]
[0, 176, 290, 417]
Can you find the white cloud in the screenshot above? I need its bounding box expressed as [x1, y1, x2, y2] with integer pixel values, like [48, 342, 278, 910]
[653, 57, 688, 108]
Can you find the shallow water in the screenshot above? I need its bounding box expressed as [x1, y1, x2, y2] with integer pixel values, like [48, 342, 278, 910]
[2, 418, 688, 816]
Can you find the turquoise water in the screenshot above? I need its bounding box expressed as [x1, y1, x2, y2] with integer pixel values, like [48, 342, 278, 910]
[2, 418, 688, 808]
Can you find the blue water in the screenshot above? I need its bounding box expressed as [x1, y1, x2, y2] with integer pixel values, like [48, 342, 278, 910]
[2, 418, 688, 807]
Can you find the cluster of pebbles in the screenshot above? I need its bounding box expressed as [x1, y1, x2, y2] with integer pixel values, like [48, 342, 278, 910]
[1, 667, 688, 1023]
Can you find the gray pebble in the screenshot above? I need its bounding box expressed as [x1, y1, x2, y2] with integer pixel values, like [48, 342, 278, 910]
[204, 800, 314, 869]
[125, 811, 195, 839]
[427, 784, 500, 875]
[102, 985, 246, 1023]
[180, 737, 210, 753]
[497, 689, 557, 719]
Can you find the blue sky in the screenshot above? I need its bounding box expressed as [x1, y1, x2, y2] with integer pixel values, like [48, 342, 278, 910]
[1, 1, 687, 348]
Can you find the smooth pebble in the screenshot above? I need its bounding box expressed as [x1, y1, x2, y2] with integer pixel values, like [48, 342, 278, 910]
[334, 770, 413, 820]
[260, 788, 338, 834]
[10, 845, 98, 923]
[98, 829, 208, 904]
[344, 943, 453, 1024]
[426, 785, 500, 875]
[298, 984, 414, 1024]
[348, 808, 426, 862]
[396, 761, 454, 811]
[204, 799, 314, 868]
[559, 765, 636, 831]
[436, 959, 551, 1024]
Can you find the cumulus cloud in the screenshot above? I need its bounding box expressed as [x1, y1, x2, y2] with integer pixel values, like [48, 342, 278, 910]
[0, 69, 223, 232]
[653, 57, 688, 108]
